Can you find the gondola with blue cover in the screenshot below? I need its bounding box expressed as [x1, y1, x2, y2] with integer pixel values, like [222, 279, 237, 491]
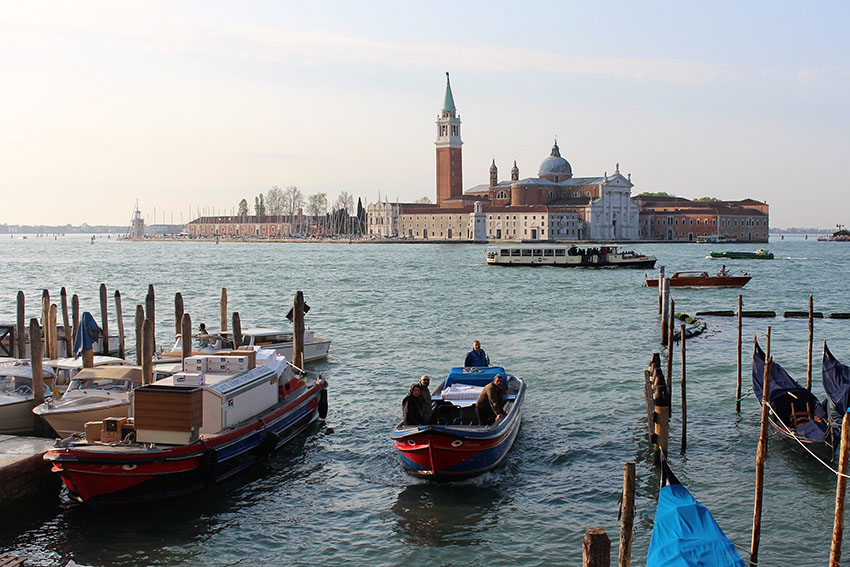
[822, 341, 850, 417]
[648, 455, 746, 566]
[752, 340, 839, 460]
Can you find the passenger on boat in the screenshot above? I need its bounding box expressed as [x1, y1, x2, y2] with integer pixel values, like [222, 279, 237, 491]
[475, 374, 506, 426]
[717, 265, 730, 277]
[198, 323, 211, 347]
[464, 340, 490, 367]
[402, 383, 425, 426]
[417, 375, 432, 423]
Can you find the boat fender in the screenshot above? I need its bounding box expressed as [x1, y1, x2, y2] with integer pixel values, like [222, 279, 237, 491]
[258, 431, 280, 456]
[318, 388, 329, 419]
[201, 448, 218, 487]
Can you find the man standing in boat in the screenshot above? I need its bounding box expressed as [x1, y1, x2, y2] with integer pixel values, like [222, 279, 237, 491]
[417, 375, 432, 423]
[465, 340, 490, 367]
[475, 373, 506, 426]
[402, 383, 425, 425]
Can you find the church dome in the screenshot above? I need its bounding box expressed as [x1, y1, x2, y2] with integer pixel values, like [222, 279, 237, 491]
[538, 141, 572, 178]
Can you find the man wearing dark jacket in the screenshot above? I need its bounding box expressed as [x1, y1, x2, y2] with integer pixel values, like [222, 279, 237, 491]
[417, 375, 432, 423]
[402, 383, 425, 425]
[464, 340, 490, 367]
[475, 374, 506, 426]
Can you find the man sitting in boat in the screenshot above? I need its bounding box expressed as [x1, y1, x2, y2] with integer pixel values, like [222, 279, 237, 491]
[475, 374, 506, 426]
[717, 265, 730, 277]
[197, 323, 211, 347]
[464, 340, 490, 367]
[417, 375, 432, 423]
[402, 383, 425, 425]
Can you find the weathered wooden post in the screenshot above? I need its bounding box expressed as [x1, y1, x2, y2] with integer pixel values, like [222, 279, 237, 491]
[220, 288, 228, 332]
[667, 298, 675, 404]
[174, 293, 184, 337]
[16, 291, 25, 358]
[60, 287, 72, 356]
[134, 305, 144, 365]
[736, 295, 743, 413]
[657, 266, 665, 314]
[29, 319, 44, 407]
[681, 323, 687, 453]
[750, 353, 772, 565]
[99, 283, 109, 355]
[181, 313, 192, 362]
[115, 290, 125, 359]
[660, 279, 669, 345]
[142, 319, 154, 385]
[293, 291, 305, 369]
[583, 527, 610, 567]
[48, 304, 59, 361]
[830, 412, 850, 567]
[644, 354, 670, 465]
[807, 295, 814, 391]
[71, 294, 80, 347]
[41, 290, 50, 359]
[618, 462, 635, 567]
[766, 325, 771, 359]
[232, 312, 242, 348]
[145, 285, 156, 353]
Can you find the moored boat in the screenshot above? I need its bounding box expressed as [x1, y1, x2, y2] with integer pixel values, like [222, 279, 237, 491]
[708, 248, 774, 259]
[391, 366, 525, 481]
[169, 327, 331, 363]
[0, 361, 56, 434]
[752, 340, 839, 461]
[486, 244, 655, 268]
[644, 270, 751, 288]
[822, 341, 850, 416]
[44, 348, 328, 507]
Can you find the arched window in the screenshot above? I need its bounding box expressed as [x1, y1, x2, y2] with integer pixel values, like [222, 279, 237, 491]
[548, 191, 555, 199]
[572, 192, 579, 198]
[497, 191, 508, 199]
[585, 192, 591, 198]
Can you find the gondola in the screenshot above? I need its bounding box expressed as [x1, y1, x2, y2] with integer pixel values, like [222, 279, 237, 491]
[647, 454, 746, 566]
[822, 341, 850, 416]
[752, 340, 839, 460]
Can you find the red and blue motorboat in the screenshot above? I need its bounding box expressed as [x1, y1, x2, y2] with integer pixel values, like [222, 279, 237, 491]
[391, 366, 525, 481]
[44, 349, 328, 508]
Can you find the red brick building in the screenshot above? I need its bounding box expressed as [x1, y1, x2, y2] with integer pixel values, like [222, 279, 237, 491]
[635, 196, 769, 242]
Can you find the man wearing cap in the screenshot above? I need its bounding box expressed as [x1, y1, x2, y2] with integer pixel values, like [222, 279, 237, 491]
[417, 375, 433, 423]
[475, 373, 506, 426]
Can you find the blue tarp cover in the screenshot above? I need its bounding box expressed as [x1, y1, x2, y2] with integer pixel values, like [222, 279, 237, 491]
[73, 312, 101, 357]
[647, 483, 745, 567]
[823, 343, 850, 415]
[444, 366, 507, 388]
[752, 342, 810, 403]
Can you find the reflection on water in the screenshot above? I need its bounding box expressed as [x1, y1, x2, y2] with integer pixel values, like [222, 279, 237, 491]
[392, 482, 508, 547]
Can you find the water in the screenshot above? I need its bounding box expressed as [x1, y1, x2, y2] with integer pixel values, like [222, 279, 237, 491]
[0, 234, 846, 566]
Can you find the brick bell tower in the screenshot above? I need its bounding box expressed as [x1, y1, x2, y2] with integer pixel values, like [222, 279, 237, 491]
[436, 72, 463, 207]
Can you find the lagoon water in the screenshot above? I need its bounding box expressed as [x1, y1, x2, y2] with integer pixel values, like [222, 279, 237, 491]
[0, 234, 848, 566]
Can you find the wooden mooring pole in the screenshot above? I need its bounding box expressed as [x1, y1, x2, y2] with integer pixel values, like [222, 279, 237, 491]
[48, 304, 58, 362]
[115, 290, 125, 359]
[667, 298, 675, 405]
[660, 279, 669, 345]
[583, 527, 610, 567]
[830, 412, 850, 567]
[807, 295, 814, 391]
[618, 462, 635, 567]
[644, 353, 670, 465]
[71, 294, 80, 348]
[232, 312, 242, 348]
[681, 323, 687, 453]
[181, 313, 192, 361]
[60, 288, 71, 356]
[657, 266, 665, 314]
[293, 291, 305, 369]
[15, 291, 25, 358]
[736, 295, 743, 413]
[174, 292, 184, 337]
[142, 319, 154, 385]
[134, 305, 144, 365]
[145, 285, 156, 353]
[99, 283, 109, 355]
[220, 288, 228, 332]
[29, 319, 45, 435]
[750, 352, 772, 565]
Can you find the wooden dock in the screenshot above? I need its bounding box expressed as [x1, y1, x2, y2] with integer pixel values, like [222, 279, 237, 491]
[0, 435, 60, 507]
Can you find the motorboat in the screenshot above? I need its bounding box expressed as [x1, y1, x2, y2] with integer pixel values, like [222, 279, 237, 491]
[168, 327, 331, 363]
[44, 348, 328, 507]
[0, 360, 56, 434]
[645, 271, 751, 288]
[486, 244, 656, 268]
[708, 248, 774, 259]
[45, 355, 128, 387]
[391, 366, 525, 481]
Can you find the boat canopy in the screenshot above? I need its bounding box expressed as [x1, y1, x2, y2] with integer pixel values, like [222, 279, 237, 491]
[752, 342, 812, 403]
[73, 366, 143, 383]
[445, 366, 507, 388]
[823, 342, 850, 415]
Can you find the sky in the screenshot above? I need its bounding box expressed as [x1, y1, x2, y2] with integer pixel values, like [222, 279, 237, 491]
[2, 1, 849, 228]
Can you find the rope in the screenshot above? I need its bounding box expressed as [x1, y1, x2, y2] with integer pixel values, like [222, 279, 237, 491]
[759, 399, 850, 478]
[737, 388, 754, 402]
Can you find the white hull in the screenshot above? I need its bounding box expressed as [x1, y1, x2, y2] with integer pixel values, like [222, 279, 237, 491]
[37, 399, 130, 438]
[0, 398, 36, 434]
[265, 339, 331, 362]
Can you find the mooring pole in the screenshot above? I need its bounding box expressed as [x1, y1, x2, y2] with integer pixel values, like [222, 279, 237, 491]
[660, 279, 669, 345]
[220, 288, 228, 332]
[16, 291, 26, 358]
[232, 312, 242, 348]
[115, 290, 125, 359]
[667, 298, 675, 406]
[293, 291, 305, 369]
[174, 293, 184, 337]
[48, 304, 58, 361]
[807, 295, 814, 391]
[681, 323, 687, 453]
[60, 288, 71, 356]
[736, 294, 743, 413]
[618, 463, 635, 567]
[142, 319, 154, 385]
[830, 412, 850, 567]
[657, 266, 665, 314]
[181, 313, 192, 362]
[99, 283, 109, 355]
[71, 294, 80, 347]
[145, 285, 156, 353]
[750, 354, 772, 565]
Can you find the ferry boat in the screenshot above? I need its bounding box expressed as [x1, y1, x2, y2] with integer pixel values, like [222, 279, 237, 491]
[817, 225, 850, 242]
[695, 234, 736, 244]
[486, 244, 656, 268]
[391, 366, 525, 481]
[708, 248, 773, 259]
[44, 348, 328, 507]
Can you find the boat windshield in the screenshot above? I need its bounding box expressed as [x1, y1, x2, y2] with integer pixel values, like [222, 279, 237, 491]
[0, 375, 33, 395]
[66, 378, 132, 393]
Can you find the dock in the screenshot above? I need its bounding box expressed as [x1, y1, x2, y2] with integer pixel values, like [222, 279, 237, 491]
[0, 435, 60, 507]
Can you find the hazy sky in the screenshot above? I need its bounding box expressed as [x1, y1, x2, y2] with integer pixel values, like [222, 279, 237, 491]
[3, 1, 848, 228]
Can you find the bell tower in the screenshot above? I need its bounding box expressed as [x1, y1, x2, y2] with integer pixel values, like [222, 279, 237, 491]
[436, 72, 463, 207]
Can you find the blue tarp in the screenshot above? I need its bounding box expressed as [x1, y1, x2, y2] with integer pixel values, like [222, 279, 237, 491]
[752, 341, 810, 403]
[444, 366, 507, 388]
[73, 312, 101, 357]
[647, 483, 746, 566]
[823, 342, 850, 415]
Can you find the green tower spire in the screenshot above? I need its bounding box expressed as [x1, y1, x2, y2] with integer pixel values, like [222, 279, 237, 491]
[443, 72, 456, 113]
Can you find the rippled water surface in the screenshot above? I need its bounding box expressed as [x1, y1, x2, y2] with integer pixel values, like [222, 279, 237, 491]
[0, 234, 847, 566]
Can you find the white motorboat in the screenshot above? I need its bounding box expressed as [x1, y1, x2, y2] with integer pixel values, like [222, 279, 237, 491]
[170, 327, 331, 363]
[45, 355, 128, 387]
[0, 361, 56, 434]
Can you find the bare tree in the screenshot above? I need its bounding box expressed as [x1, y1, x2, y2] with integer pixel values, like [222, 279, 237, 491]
[307, 193, 328, 234]
[415, 196, 432, 204]
[266, 186, 285, 215]
[334, 190, 354, 213]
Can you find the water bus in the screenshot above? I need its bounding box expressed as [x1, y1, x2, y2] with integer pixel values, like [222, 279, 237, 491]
[486, 244, 656, 268]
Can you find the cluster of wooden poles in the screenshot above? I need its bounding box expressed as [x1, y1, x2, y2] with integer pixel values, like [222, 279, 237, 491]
[11, 286, 309, 433]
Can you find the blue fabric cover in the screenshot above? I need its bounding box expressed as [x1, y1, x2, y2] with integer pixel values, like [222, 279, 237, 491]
[648, 484, 745, 567]
[444, 366, 507, 388]
[752, 342, 810, 403]
[823, 343, 850, 415]
[73, 312, 101, 357]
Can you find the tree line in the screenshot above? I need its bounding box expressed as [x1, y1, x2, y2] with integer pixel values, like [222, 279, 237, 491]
[235, 186, 366, 236]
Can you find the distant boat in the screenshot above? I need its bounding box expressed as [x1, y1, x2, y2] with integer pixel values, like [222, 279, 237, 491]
[695, 234, 736, 244]
[486, 244, 656, 268]
[708, 248, 774, 259]
[818, 224, 850, 242]
[645, 271, 751, 288]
